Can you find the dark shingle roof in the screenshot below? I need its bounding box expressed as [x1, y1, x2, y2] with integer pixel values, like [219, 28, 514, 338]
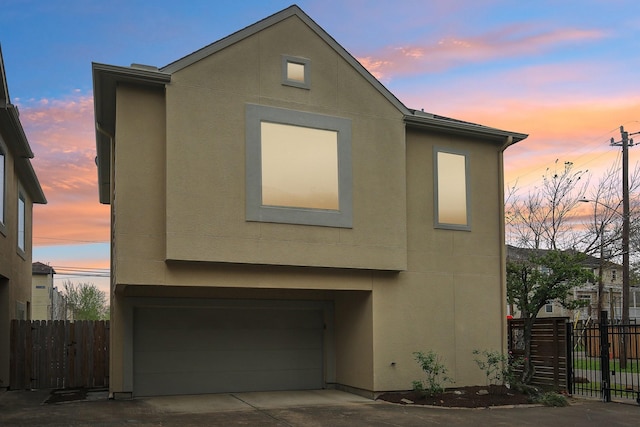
[32, 262, 55, 275]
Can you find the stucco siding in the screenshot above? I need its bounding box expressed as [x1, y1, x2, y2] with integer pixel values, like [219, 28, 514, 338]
[164, 15, 407, 271]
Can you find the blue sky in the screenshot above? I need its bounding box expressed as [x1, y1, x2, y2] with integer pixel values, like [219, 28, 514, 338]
[1, 0, 639, 297]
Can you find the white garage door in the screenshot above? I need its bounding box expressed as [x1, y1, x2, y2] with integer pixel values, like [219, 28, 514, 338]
[133, 304, 324, 396]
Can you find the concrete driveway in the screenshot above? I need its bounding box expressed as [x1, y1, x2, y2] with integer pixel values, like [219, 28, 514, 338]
[1, 388, 638, 426]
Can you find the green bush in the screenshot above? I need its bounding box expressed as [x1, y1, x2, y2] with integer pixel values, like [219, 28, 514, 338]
[412, 351, 453, 397]
[535, 391, 569, 407]
[473, 349, 524, 390]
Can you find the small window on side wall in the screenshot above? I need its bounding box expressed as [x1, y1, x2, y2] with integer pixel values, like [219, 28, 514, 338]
[18, 193, 25, 251]
[0, 150, 5, 225]
[282, 55, 310, 89]
[434, 148, 470, 231]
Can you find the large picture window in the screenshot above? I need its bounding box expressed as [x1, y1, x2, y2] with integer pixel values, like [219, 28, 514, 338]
[434, 148, 470, 230]
[246, 104, 352, 228]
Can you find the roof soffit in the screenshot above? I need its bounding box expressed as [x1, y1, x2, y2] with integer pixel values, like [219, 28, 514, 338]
[0, 45, 46, 203]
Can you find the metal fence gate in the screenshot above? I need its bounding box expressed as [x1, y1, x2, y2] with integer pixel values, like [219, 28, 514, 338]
[568, 311, 640, 404]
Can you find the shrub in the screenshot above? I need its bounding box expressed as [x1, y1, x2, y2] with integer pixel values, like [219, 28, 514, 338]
[535, 391, 569, 407]
[473, 349, 524, 391]
[412, 351, 453, 397]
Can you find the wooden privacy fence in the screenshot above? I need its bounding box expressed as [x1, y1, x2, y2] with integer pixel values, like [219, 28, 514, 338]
[508, 317, 569, 389]
[583, 323, 640, 359]
[10, 320, 109, 390]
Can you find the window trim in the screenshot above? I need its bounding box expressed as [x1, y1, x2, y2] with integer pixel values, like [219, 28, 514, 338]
[245, 104, 352, 228]
[433, 147, 471, 231]
[282, 55, 311, 89]
[17, 192, 25, 253]
[0, 148, 5, 232]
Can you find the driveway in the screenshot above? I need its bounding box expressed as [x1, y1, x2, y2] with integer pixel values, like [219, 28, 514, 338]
[1, 388, 638, 426]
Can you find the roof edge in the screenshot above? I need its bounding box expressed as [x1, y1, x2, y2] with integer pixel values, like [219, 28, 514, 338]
[160, 4, 410, 115]
[405, 110, 528, 146]
[93, 63, 171, 204]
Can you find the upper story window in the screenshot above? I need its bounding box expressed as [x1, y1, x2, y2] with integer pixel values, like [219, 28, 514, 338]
[246, 104, 352, 228]
[0, 150, 5, 226]
[434, 148, 470, 230]
[17, 192, 25, 252]
[282, 55, 311, 89]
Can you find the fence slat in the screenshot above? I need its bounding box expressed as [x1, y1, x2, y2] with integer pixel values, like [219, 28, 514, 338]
[9, 320, 110, 390]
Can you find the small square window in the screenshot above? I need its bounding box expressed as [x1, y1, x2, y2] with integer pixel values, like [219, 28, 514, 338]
[545, 303, 553, 313]
[282, 55, 310, 89]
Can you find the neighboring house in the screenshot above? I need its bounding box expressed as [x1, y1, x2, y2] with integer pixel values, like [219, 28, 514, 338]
[0, 45, 47, 389]
[506, 245, 639, 321]
[31, 262, 67, 321]
[93, 6, 527, 398]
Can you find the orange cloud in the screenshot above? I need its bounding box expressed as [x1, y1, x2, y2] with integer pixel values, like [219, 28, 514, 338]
[18, 93, 110, 246]
[356, 25, 605, 80]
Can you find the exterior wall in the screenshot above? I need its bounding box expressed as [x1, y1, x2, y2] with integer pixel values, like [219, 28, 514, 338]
[31, 272, 52, 320]
[0, 136, 35, 388]
[368, 129, 506, 391]
[163, 15, 407, 271]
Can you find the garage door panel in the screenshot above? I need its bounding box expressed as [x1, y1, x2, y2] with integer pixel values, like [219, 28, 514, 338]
[137, 307, 322, 330]
[134, 304, 324, 396]
[136, 367, 323, 396]
[137, 327, 322, 352]
[136, 347, 323, 373]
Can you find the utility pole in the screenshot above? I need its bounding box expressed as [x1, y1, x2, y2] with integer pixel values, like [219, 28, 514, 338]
[610, 126, 637, 368]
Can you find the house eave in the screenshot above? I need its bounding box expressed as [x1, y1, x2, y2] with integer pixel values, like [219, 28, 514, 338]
[0, 46, 46, 204]
[92, 62, 171, 204]
[404, 110, 528, 147]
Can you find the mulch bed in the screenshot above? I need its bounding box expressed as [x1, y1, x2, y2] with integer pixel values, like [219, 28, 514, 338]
[377, 385, 533, 408]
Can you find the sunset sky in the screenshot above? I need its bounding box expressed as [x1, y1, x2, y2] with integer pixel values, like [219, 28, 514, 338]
[2, 0, 639, 297]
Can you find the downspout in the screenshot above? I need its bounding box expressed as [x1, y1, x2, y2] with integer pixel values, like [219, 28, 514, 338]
[499, 135, 513, 357]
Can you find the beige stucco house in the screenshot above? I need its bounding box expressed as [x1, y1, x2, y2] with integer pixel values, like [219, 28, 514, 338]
[93, 5, 527, 398]
[0, 46, 47, 389]
[31, 262, 68, 321]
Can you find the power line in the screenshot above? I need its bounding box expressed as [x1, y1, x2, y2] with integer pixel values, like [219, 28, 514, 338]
[33, 236, 109, 244]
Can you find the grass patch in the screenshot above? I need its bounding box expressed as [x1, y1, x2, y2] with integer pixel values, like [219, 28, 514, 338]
[573, 358, 640, 373]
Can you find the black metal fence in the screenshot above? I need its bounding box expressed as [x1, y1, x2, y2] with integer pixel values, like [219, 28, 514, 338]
[568, 311, 640, 404]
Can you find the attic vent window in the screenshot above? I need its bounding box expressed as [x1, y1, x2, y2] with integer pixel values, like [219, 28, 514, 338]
[282, 55, 310, 89]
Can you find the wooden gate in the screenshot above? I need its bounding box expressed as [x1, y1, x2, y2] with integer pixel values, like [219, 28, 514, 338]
[9, 320, 109, 390]
[508, 317, 569, 389]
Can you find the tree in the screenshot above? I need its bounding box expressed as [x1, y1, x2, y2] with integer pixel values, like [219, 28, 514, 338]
[507, 249, 593, 384]
[506, 160, 588, 250]
[62, 281, 109, 320]
[577, 164, 640, 321]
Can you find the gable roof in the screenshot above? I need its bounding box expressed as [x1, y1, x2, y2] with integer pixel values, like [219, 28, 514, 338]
[159, 5, 527, 146]
[32, 261, 56, 275]
[93, 4, 527, 203]
[161, 5, 409, 115]
[0, 44, 46, 204]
